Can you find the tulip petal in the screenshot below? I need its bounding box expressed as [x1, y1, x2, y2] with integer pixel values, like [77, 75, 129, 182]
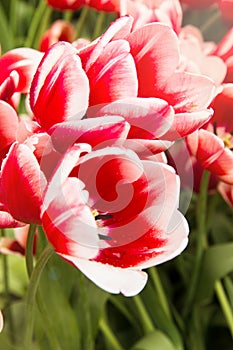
[0, 101, 18, 159]
[158, 71, 215, 112]
[78, 16, 134, 72]
[87, 40, 138, 105]
[0, 310, 3, 333]
[0, 48, 43, 93]
[43, 178, 99, 260]
[127, 23, 180, 96]
[0, 237, 25, 255]
[50, 116, 130, 153]
[60, 255, 148, 296]
[0, 209, 25, 228]
[30, 42, 89, 131]
[218, 182, 233, 207]
[187, 129, 233, 184]
[94, 161, 189, 268]
[161, 109, 213, 140]
[88, 97, 174, 139]
[0, 143, 43, 224]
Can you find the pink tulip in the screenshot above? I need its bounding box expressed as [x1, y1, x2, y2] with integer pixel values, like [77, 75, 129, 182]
[0, 48, 43, 94]
[46, 0, 118, 12]
[0, 142, 44, 224]
[0, 202, 25, 228]
[120, 0, 183, 33]
[42, 143, 189, 295]
[213, 27, 233, 83]
[0, 101, 19, 163]
[46, 0, 85, 10]
[178, 25, 227, 86]
[30, 42, 89, 131]
[39, 20, 75, 52]
[78, 16, 215, 139]
[187, 84, 233, 185]
[0, 311, 3, 333]
[87, 97, 174, 156]
[218, 181, 233, 207]
[180, 0, 217, 9]
[49, 115, 130, 153]
[218, 0, 233, 23]
[0, 225, 37, 256]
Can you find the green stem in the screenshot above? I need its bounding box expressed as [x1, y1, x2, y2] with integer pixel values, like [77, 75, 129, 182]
[24, 244, 54, 350]
[92, 11, 106, 39]
[149, 267, 172, 320]
[215, 280, 233, 337]
[110, 296, 140, 332]
[64, 10, 73, 22]
[99, 317, 124, 350]
[200, 8, 221, 35]
[1, 229, 15, 343]
[24, 0, 47, 48]
[36, 290, 63, 350]
[75, 6, 90, 39]
[34, 6, 52, 49]
[206, 191, 220, 230]
[79, 272, 94, 350]
[183, 170, 211, 317]
[133, 295, 154, 334]
[25, 224, 37, 278]
[9, 0, 17, 36]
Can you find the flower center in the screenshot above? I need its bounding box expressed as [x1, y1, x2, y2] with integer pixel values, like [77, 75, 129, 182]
[92, 209, 113, 241]
[212, 122, 233, 150]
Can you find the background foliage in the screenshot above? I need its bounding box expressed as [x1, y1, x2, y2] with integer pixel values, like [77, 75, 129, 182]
[0, 0, 233, 349]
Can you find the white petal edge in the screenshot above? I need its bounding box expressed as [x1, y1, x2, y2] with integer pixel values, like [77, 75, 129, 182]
[0, 310, 3, 333]
[60, 254, 148, 296]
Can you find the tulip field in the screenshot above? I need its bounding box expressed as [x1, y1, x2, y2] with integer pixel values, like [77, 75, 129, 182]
[0, 0, 233, 349]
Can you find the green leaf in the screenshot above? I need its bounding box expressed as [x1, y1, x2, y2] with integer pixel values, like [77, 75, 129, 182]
[35, 255, 81, 350]
[0, 2, 14, 52]
[196, 243, 233, 303]
[131, 330, 176, 350]
[138, 283, 184, 350]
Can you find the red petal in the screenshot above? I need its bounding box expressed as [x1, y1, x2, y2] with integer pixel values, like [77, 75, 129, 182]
[86, 40, 138, 105]
[127, 23, 180, 96]
[30, 42, 89, 131]
[188, 129, 233, 184]
[46, 0, 85, 10]
[157, 71, 215, 113]
[50, 116, 130, 153]
[0, 101, 18, 160]
[0, 48, 43, 93]
[78, 16, 133, 72]
[0, 143, 42, 224]
[88, 97, 174, 139]
[162, 109, 213, 140]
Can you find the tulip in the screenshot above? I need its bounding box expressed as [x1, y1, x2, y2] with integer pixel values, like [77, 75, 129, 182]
[42, 143, 189, 296]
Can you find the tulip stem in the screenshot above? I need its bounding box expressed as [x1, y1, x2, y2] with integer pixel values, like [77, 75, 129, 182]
[24, 243, 54, 350]
[9, 0, 17, 36]
[24, 0, 48, 48]
[36, 290, 63, 350]
[78, 272, 94, 350]
[25, 224, 37, 278]
[200, 8, 221, 35]
[149, 267, 172, 321]
[215, 280, 233, 337]
[1, 229, 15, 343]
[99, 317, 124, 350]
[133, 295, 154, 334]
[93, 11, 106, 39]
[75, 6, 90, 39]
[63, 10, 73, 22]
[183, 170, 210, 317]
